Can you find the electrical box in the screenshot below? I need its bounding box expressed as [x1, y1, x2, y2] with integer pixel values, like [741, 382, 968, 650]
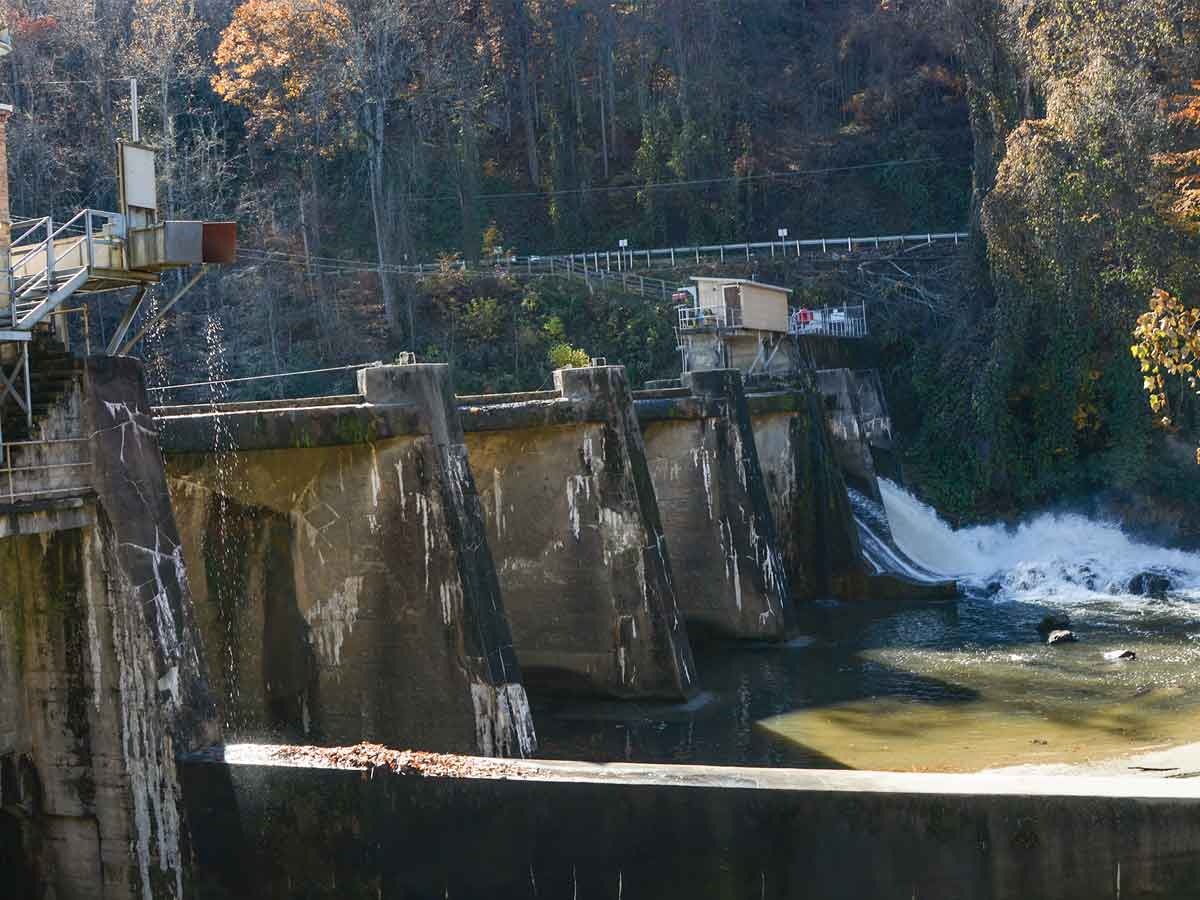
[128, 221, 203, 271]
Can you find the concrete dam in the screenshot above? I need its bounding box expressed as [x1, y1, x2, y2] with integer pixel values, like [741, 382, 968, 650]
[156, 359, 946, 739]
[3, 349, 966, 898]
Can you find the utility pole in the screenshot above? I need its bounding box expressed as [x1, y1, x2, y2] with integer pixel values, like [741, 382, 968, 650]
[130, 78, 140, 142]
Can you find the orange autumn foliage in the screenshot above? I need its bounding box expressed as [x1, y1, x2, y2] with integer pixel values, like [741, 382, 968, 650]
[212, 0, 356, 157]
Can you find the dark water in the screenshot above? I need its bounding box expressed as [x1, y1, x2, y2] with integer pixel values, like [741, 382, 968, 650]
[531, 593, 1200, 772]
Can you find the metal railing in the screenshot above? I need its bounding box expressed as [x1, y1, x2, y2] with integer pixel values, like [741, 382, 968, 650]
[247, 230, 969, 286]
[9, 209, 124, 328]
[0, 436, 92, 504]
[790, 305, 868, 339]
[542, 231, 968, 274]
[677, 305, 744, 330]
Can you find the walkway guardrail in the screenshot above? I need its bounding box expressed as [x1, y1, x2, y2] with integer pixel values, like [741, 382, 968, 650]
[542, 231, 968, 274]
[241, 230, 969, 284]
[0, 436, 92, 504]
[790, 305, 868, 339]
[677, 305, 744, 330]
[9, 209, 125, 330]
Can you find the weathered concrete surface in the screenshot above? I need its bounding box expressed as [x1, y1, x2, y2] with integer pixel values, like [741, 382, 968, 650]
[461, 366, 696, 699]
[1, 357, 218, 899]
[814, 368, 885, 500]
[747, 389, 867, 600]
[635, 370, 792, 640]
[182, 751, 1200, 899]
[747, 388, 956, 604]
[159, 364, 535, 757]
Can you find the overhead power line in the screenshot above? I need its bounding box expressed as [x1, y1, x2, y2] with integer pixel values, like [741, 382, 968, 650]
[0, 75, 212, 87]
[399, 156, 970, 205]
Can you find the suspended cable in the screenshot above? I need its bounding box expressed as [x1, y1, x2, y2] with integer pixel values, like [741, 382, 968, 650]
[147, 362, 379, 393]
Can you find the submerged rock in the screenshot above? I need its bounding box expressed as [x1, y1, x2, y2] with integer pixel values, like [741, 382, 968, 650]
[1103, 649, 1137, 661]
[1046, 629, 1077, 646]
[1036, 614, 1071, 634]
[1127, 571, 1172, 598]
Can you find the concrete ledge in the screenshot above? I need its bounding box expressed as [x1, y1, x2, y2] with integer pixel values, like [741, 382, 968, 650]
[456, 389, 560, 405]
[632, 393, 726, 423]
[458, 396, 581, 432]
[182, 751, 1200, 899]
[631, 386, 692, 401]
[151, 394, 362, 417]
[195, 748, 1200, 798]
[0, 494, 95, 537]
[744, 390, 810, 416]
[155, 401, 422, 453]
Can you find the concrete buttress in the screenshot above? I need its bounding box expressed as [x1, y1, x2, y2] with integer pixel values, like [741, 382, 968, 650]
[160, 363, 536, 757]
[635, 370, 793, 639]
[746, 388, 867, 601]
[1, 356, 219, 899]
[460, 365, 697, 699]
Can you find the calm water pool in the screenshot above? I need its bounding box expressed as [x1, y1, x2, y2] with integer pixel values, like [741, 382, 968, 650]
[534, 548, 1200, 771]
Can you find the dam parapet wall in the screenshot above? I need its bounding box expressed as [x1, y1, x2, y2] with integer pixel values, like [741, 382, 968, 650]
[181, 750, 1200, 900]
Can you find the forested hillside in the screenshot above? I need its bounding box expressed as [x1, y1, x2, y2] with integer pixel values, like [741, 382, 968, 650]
[3, 0, 1198, 530]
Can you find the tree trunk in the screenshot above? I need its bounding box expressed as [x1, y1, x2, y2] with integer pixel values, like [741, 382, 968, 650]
[366, 101, 399, 331]
[518, 54, 539, 186]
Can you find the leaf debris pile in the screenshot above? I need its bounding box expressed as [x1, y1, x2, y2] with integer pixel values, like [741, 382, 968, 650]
[268, 742, 527, 779]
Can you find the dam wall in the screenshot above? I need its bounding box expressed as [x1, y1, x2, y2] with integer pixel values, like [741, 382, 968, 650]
[1, 357, 217, 899]
[459, 365, 696, 698]
[158, 364, 535, 757]
[633, 370, 792, 639]
[813, 368, 884, 500]
[181, 752, 1200, 900]
[746, 388, 868, 600]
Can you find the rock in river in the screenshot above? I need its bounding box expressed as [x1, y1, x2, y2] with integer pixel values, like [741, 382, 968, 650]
[1046, 629, 1077, 646]
[1103, 649, 1137, 661]
[1127, 571, 1172, 598]
[1036, 614, 1071, 635]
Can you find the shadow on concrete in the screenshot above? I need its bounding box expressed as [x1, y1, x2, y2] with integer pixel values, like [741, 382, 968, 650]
[178, 746, 246, 899]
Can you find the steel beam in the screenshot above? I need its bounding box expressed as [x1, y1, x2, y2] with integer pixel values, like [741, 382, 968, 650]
[106, 285, 149, 356]
[119, 265, 208, 356]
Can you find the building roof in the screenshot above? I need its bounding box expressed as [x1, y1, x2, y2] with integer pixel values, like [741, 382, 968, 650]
[690, 277, 792, 294]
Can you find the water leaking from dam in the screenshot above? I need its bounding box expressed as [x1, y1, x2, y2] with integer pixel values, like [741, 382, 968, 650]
[535, 480, 1200, 773]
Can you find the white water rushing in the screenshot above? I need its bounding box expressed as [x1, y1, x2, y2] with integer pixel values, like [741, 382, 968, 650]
[879, 479, 1200, 603]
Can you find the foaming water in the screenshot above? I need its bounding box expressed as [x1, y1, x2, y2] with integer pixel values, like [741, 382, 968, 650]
[879, 479, 1200, 604]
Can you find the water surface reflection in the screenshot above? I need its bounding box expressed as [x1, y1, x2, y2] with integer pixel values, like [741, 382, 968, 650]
[532, 593, 1200, 771]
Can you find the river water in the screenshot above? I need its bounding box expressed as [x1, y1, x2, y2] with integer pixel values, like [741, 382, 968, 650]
[533, 481, 1200, 772]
